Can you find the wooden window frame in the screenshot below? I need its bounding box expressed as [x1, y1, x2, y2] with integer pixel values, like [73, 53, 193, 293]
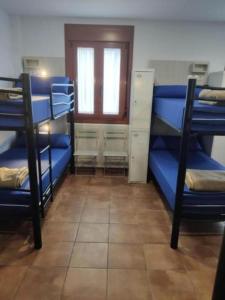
[65, 24, 134, 124]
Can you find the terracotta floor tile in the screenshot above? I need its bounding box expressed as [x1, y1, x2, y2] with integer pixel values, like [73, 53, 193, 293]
[110, 208, 138, 224]
[47, 205, 83, 222]
[148, 269, 197, 300]
[85, 198, 110, 208]
[199, 235, 223, 246]
[107, 269, 152, 300]
[136, 209, 171, 227]
[15, 266, 67, 300]
[56, 197, 86, 208]
[132, 184, 158, 197]
[77, 223, 109, 242]
[2, 233, 33, 249]
[56, 190, 86, 204]
[0, 175, 220, 300]
[63, 176, 91, 189]
[144, 244, 185, 270]
[88, 186, 110, 195]
[81, 207, 109, 223]
[110, 196, 135, 209]
[70, 243, 108, 268]
[89, 176, 112, 186]
[180, 235, 222, 257]
[140, 224, 170, 244]
[110, 177, 129, 186]
[188, 269, 216, 300]
[62, 268, 107, 300]
[109, 224, 142, 243]
[33, 242, 73, 267]
[0, 266, 27, 300]
[42, 222, 79, 242]
[0, 244, 37, 266]
[180, 243, 218, 271]
[133, 197, 165, 210]
[108, 244, 146, 269]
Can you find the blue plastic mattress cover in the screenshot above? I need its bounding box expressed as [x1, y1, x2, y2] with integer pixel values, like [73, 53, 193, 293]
[0, 93, 72, 127]
[149, 149, 225, 215]
[0, 146, 71, 206]
[153, 85, 225, 132]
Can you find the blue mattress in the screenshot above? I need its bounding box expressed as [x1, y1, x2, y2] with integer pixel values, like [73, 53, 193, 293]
[0, 146, 71, 208]
[149, 148, 225, 215]
[153, 85, 225, 133]
[0, 93, 72, 127]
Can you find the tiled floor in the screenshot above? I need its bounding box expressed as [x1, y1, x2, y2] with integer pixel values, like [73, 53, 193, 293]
[0, 173, 223, 300]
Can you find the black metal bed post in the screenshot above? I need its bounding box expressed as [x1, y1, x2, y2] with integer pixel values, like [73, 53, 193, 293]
[70, 80, 75, 174]
[22, 73, 42, 249]
[36, 125, 45, 218]
[47, 120, 53, 201]
[170, 78, 196, 249]
[212, 228, 225, 300]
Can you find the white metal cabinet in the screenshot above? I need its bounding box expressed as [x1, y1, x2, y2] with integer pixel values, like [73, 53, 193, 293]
[130, 70, 154, 130]
[129, 69, 154, 183]
[129, 131, 150, 183]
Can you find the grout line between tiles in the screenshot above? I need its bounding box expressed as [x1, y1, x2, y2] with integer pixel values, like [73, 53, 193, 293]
[59, 190, 87, 300]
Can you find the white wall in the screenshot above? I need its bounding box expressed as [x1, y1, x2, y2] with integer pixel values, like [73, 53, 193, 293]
[11, 16, 225, 72]
[0, 8, 17, 151]
[0, 8, 16, 77]
[9, 15, 225, 165]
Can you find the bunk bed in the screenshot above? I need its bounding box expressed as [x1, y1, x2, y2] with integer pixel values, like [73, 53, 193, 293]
[0, 74, 75, 249]
[149, 80, 225, 250]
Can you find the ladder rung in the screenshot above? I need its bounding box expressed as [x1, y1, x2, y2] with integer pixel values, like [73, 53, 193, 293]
[39, 145, 50, 155]
[43, 193, 52, 208]
[41, 166, 51, 177]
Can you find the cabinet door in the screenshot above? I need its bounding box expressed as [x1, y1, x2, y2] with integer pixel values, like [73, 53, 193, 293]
[131, 71, 154, 129]
[129, 131, 149, 183]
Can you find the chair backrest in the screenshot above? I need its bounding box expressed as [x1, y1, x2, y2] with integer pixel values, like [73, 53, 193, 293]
[103, 130, 128, 152]
[75, 129, 98, 152]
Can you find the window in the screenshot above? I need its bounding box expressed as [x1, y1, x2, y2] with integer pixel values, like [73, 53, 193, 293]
[77, 47, 94, 114]
[65, 24, 134, 124]
[103, 48, 121, 115]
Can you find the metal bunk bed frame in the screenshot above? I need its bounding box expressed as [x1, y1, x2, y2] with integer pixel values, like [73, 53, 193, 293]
[0, 73, 75, 249]
[156, 78, 225, 299]
[168, 79, 225, 248]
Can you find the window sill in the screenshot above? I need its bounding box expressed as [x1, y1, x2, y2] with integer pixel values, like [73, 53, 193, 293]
[74, 115, 129, 124]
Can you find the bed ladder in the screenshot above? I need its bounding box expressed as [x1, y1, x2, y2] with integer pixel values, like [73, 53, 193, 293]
[36, 120, 53, 217]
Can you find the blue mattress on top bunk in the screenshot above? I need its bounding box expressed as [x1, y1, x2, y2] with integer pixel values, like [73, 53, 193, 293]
[0, 142, 71, 208]
[0, 93, 72, 127]
[149, 136, 225, 215]
[153, 85, 225, 133]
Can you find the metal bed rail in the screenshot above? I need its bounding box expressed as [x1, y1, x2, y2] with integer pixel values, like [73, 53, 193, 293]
[50, 82, 75, 120]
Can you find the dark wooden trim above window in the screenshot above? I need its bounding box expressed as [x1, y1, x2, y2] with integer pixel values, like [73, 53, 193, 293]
[65, 24, 134, 124]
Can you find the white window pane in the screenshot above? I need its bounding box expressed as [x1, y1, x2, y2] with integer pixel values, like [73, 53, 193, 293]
[103, 48, 121, 115]
[77, 47, 94, 114]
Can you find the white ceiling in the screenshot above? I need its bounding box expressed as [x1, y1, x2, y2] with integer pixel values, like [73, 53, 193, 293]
[0, 0, 225, 22]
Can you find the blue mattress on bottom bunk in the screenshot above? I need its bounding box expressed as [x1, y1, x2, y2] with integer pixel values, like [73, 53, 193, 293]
[0, 146, 71, 206]
[0, 93, 72, 127]
[149, 137, 225, 215]
[153, 85, 225, 133]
